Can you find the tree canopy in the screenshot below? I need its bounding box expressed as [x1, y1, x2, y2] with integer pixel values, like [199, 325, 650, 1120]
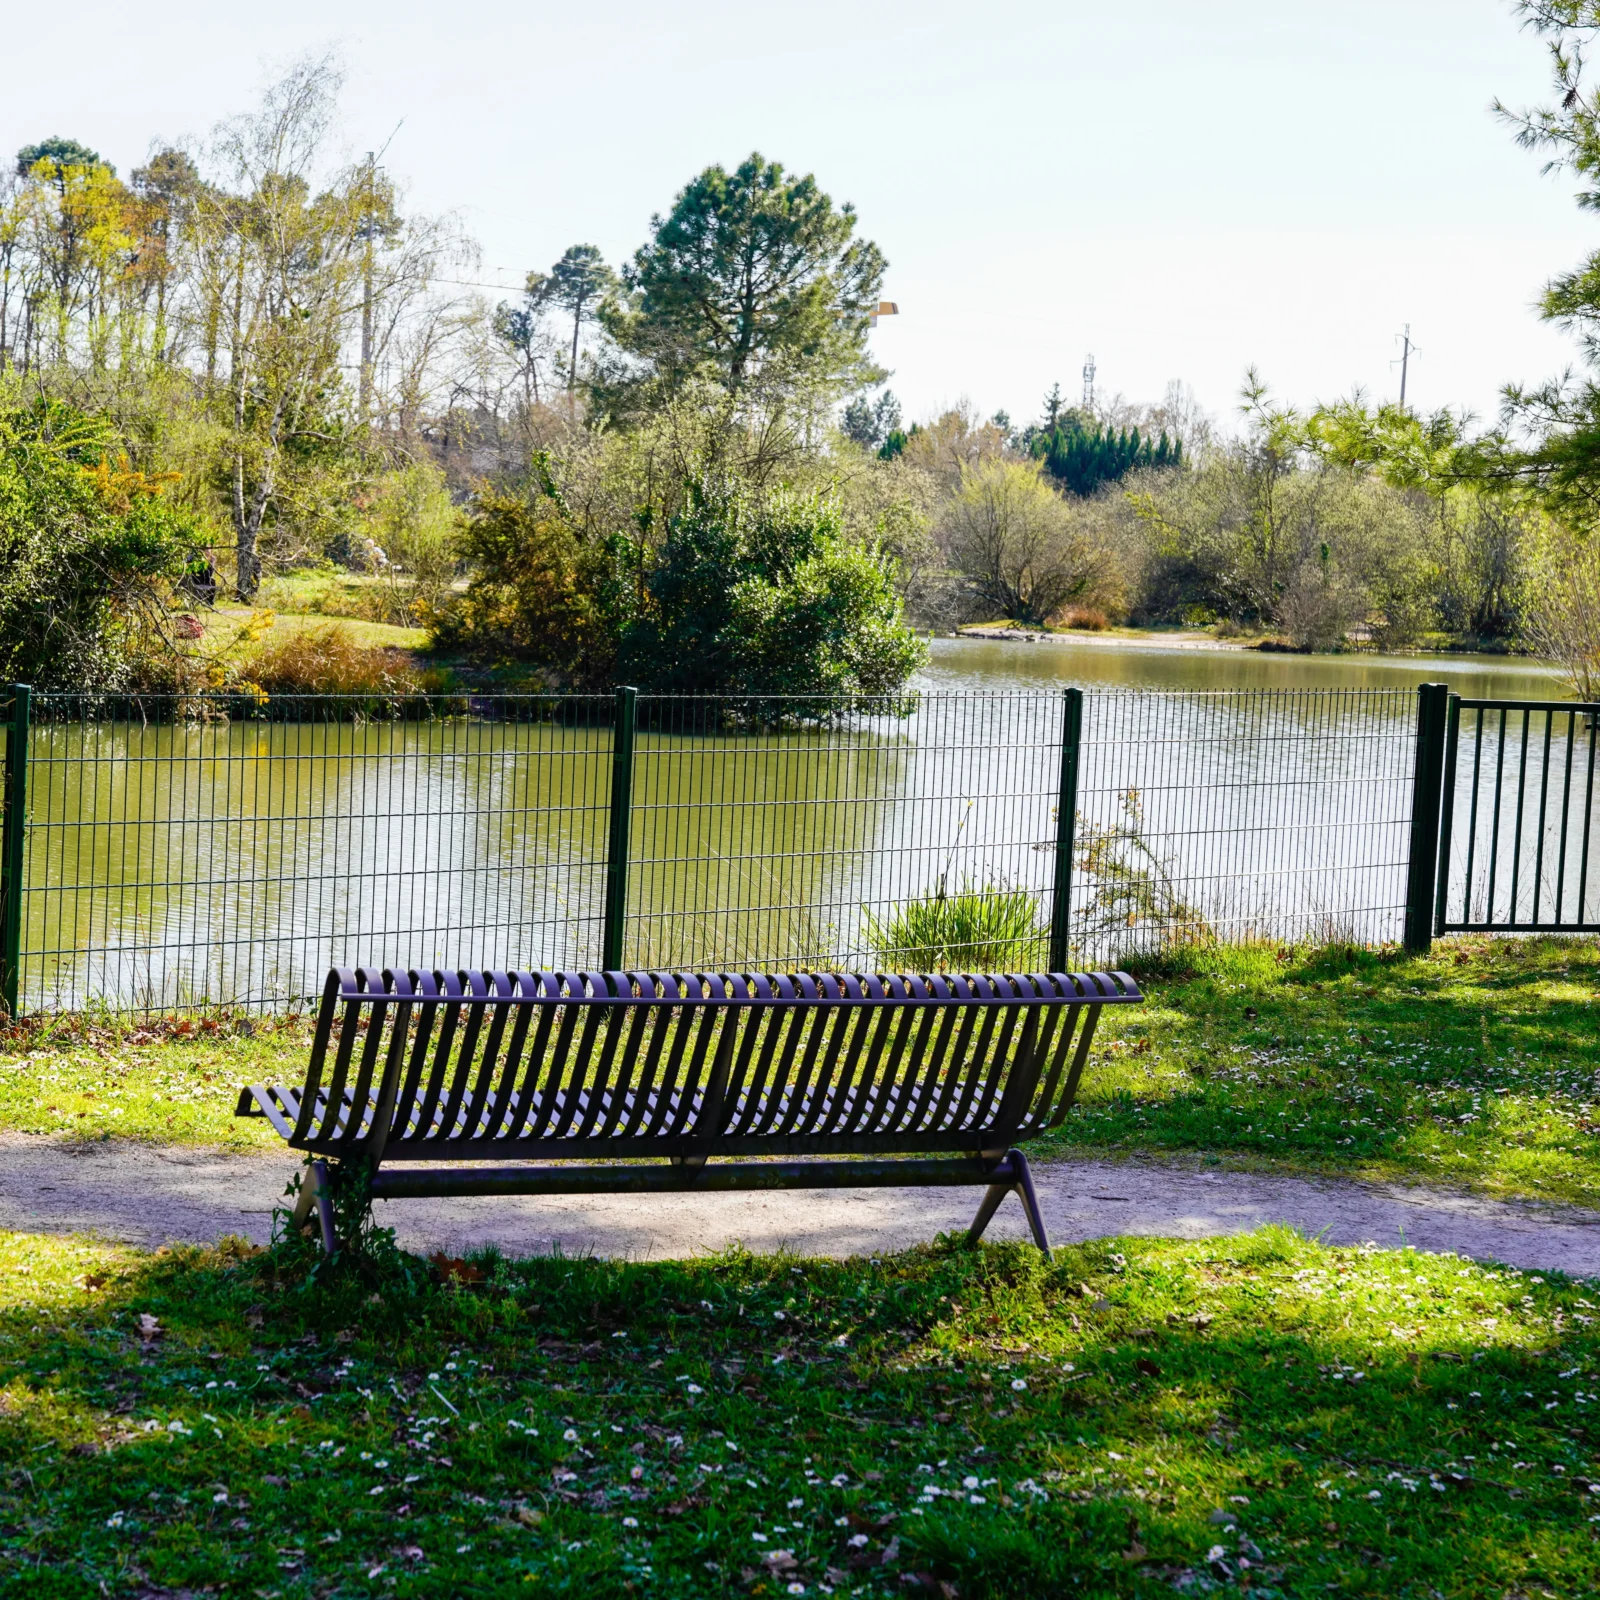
[606, 153, 886, 403]
[1032, 418, 1180, 497]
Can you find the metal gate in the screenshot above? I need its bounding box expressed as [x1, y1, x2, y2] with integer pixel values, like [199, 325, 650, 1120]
[1434, 694, 1600, 934]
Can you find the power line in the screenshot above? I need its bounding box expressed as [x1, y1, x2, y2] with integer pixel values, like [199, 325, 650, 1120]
[1393, 324, 1419, 414]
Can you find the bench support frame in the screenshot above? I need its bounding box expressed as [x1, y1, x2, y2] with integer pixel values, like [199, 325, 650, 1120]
[290, 1159, 338, 1256]
[340, 1146, 1053, 1257]
[966, 1147, 1049, 1256]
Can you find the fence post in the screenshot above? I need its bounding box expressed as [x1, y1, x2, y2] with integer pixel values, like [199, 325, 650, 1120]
[1404, 681, 1450, 954]
[1433, 692, 1461, 938]
[602, 685, 637, 971]
[1048, 687, 1083, 972]
[1, 684, 31, 1018]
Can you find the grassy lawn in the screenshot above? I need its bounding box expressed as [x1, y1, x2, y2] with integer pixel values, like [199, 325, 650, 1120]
[1053, 935, 1600, 1208]
[1, 1224, 1596, 1598]
[0, 1013, 307, 1152]
[2, 938, 1594, 1209]
[201, 607, 432, 653]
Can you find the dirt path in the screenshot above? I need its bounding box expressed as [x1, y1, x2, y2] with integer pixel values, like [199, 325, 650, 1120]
[3, 1134, 1598, 1273]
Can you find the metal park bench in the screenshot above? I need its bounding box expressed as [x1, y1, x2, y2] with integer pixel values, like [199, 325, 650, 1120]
[236, 966, 1142, 1258]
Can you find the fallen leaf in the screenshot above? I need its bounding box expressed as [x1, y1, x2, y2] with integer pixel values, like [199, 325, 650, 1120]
[137, 1314, 162, 1342]
[1135, 1357, 1161, 1378]
[428, 1252, 486, 1286]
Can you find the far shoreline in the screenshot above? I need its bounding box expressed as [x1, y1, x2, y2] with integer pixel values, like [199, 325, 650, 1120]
[951, 622, 1558, 668]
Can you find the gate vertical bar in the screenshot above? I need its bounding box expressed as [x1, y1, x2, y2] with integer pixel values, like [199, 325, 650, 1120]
[602, 685, 637, 971]
[1048, 687, 1082, 972]
[1433, 692, 1460, 937]
[1404, 681, 1449, 953]
[1, 684, 32, 1018]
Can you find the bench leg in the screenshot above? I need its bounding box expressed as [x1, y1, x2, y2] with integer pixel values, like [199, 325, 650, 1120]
[966, 1148, 1051, 1259]
[290, 1160, 339, 1256]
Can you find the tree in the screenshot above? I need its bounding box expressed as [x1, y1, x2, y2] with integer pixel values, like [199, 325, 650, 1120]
[607, 153, 886, 401]
[15, 138, 107, 180]
[1309, 398, 1530, 638]
[190, 57, 456, 598]
[546, 245, 615, 395]
[10, 137, 134, 368]
[492, 270, 558, 408]
[840, 389, 901, 449]
[940, 459, 1101, 624]
[1123, 374, 1447, 649]
[1495, 4, 1600, 514]
[1524, 521, 1600, 697]
[0, 394, 198, 687]
[1033, 417, 1180, 497]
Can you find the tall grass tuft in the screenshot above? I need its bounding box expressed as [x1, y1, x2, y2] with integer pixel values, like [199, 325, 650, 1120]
[863, 879, 1045, 975]
[242, 623, 441, 697]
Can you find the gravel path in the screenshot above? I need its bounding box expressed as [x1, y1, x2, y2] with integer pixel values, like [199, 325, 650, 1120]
[4, 1134, 1599, 1274]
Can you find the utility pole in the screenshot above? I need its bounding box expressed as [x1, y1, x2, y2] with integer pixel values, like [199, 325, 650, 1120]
[358, 151, 376, 427]
[1082, 352, 1096, 413]
[1395, 324, 1417, 415]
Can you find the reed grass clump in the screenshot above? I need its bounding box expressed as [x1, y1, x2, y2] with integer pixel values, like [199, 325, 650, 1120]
[863, 879, 1045, 974]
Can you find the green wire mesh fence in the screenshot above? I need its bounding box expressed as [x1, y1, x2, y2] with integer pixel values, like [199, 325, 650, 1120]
[0, 683, 1445, 1015]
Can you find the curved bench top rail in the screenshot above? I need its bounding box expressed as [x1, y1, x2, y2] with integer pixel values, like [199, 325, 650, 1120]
[328, 966, 1143, 1006]
[246, 964, 1138, 1158]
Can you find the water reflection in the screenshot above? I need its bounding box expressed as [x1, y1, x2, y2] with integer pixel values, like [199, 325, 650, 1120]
[922, 635, 1564, 698]
[17, 641, 1586, 1011]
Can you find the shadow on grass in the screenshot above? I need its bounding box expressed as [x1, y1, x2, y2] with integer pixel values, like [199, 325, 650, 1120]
[0, 1224, 1595, 1597]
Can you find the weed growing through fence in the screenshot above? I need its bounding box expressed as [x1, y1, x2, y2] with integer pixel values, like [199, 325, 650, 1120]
[1072, 789, 1212, 957]
[0, 1227, 1594, 1597]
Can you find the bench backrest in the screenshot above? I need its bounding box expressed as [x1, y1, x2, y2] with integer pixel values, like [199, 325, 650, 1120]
[273, 966, 1142, 1164]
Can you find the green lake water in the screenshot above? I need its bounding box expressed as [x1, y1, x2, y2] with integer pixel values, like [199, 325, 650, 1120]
[16, 641, 1588, 1011]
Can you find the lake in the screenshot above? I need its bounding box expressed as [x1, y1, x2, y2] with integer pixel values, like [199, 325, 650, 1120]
[920, 632, 1564, 698]
[12, 640, 1586, 1012]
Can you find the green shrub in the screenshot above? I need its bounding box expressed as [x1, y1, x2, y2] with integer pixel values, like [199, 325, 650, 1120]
[863, 879, 1045, 974]
[0, 395, 200, 689]
[435, 468, 925, 716]
[621, 477, 925, 716]
[427, 483, 628, 689]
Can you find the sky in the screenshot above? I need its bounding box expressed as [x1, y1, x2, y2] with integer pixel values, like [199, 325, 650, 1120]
[8, 0, 1598, 434]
